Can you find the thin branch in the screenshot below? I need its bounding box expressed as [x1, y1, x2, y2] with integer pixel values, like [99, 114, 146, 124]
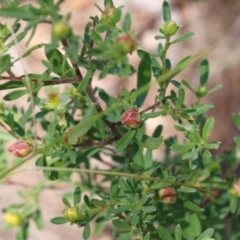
[0, 76, 80, 85]
[140, 101, 161, 113]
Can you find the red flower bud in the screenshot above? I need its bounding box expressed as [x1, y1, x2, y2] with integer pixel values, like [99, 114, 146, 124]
[121, 108, 141, 128]
[114, 33, 137, 54]
[8, 141, 32, 158]
[158, 187, 176, 204]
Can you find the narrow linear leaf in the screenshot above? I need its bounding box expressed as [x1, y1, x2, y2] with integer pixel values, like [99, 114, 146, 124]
[158, 225, 174, 240]
[170, 32, 194, 45]
[122, 13, 131, 32]
[202, 117, 214, 142]
[69, 103, 96, 144]
[0, 54, 11, 74]
[135, 59, 151, 107]
[175, 224, 182, 240]
[140, 135, 164, 150]
[73, 186, 81, 206]
[50, 217, 68, 225]
[83, 223, 91, 240]
[112, 219, 131, 229]
[171, 143, 195, 154]
[168, 56, 192, 80]
[3, 89, 27, 101]
[200, 59, 209, 86]
[189, 103, 213, 116]
[162, 1, 171, 22]
[196, 228, 214, 240]
[0, 81, 24, 90]
[116, 129, 136, 151]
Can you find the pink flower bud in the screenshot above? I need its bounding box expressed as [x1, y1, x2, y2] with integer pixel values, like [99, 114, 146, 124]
[114, 33, 138, 54]
[158, 187, 176, 204]
[100, 5, 116, 24]
[229, 180, 240, 197]
[121, 108, 141, 128]
[8, 141, 32, 158]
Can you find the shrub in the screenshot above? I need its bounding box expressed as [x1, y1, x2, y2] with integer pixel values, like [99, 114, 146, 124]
[0, 0, 239, 239]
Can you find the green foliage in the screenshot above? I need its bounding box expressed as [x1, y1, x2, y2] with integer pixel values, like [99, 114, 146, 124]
[0, 0, 238, 240]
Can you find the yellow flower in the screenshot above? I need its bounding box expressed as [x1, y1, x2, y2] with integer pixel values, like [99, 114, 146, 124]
[5, 213, 22, 227]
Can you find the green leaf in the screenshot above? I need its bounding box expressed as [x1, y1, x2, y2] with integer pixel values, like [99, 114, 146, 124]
[115, 231, 135, 240]
[19, 104, 32, 126]
[187, 103, 213, 116]
[14, 43, 45, 63]
[170, 32, 194, 45]
[50, 217, 68, 225]
[140, 135, 164, 150]
[202, 117, 214, 142]
[69, 103, 96, 144]
[204, 142, 220, 149]
[0, 5, 35, 19]
[110, 177, 119, 197]
[77, 69, 94, 92]
[150, 176, 176, 189]
[233, 113, 240, 131]
[207, 84, 222, 95]
[0, 54, 11, 74]
[94, 23, 108, 33]
[229, 196, 238, 214]
[141, 206, 156, 213]
[142, 111, 165, 119]
[6, 31, 29, 48]
[168, 56, 192, 80]
[122, 13, 131, 32]
[175, 224, 182, 240]
[200, 59, 209, 86]
[182, 200, 204, 213]
[112, 219, 131, 229]
[62, 197, 71, 207]
[0, 81, 24, 90]
[196, 228, 214, 240]
[45, 45, 75, 77]
[157, 225, 174, 240]
[171, 143, 195, 154]
[155, 35, 167, 40]
[0, 130, 15, 140]
[162, 1, 171, 22]
[137, 50, 152, 65]
[177, 186, 196, 193]
[153, 125, 163, 137]
[135, 59, 151, 107]
[116, 129, 136, 151]
[73, 186, 81, 206]
[83, 223, 91, 240]
[182, 80, 195, 93]
[3, 89, 27, 101]
[177, 87, 185, 107]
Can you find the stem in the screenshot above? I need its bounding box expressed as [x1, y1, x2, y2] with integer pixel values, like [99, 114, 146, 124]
[140, 101, 161, 113]
[0, 76, 81, 85]
[28, 166, 210, 192]
[159, 36, 171, 96]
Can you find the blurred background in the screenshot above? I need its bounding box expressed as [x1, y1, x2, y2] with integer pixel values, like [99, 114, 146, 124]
[1, 0, 240, 239]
